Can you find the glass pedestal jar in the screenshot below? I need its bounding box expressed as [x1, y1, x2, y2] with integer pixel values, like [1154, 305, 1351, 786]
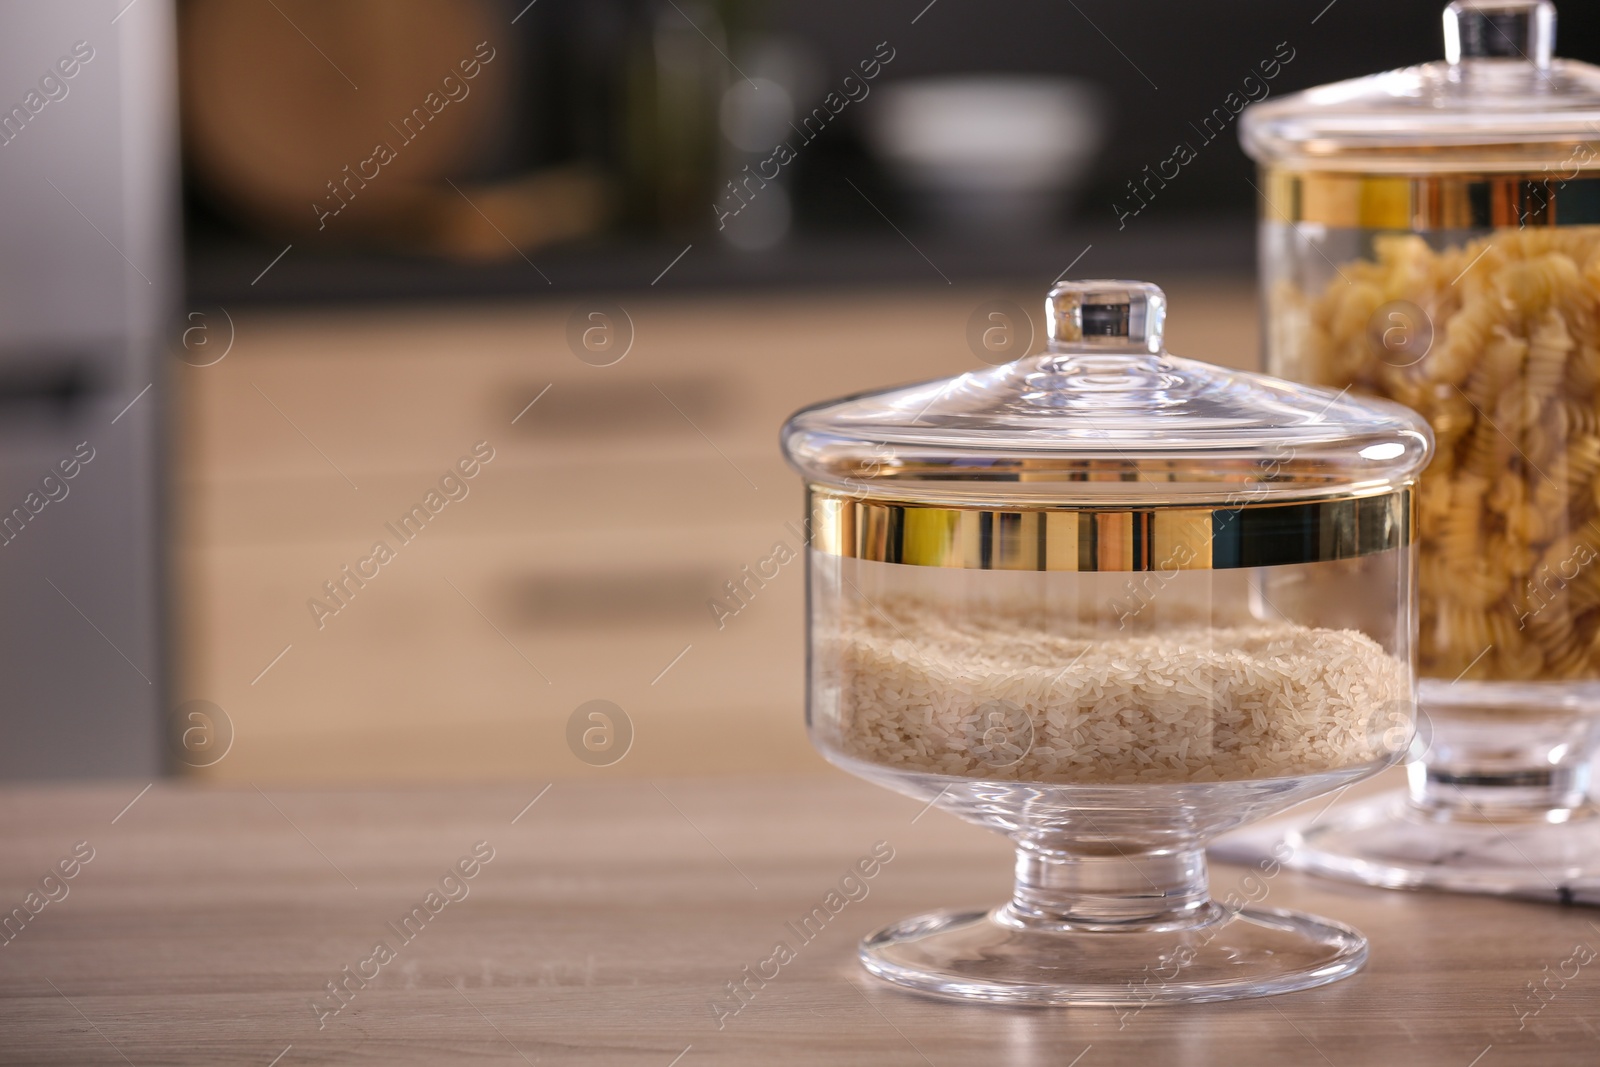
[1244, 0, 1600, 895]
[783, 280, 1433, 1003]
[1289, 681, 1600, 895]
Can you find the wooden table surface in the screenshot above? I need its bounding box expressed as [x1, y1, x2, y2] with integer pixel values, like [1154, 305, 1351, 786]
[2, 773, 1597, 1066]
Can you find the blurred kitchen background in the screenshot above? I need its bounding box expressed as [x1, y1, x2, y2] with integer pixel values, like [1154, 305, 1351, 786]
[5, 0, 1598, 782]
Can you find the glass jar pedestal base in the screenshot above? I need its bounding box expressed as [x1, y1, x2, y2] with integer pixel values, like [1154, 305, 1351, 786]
[1289, 797, 1600, 896]
[1287, 682, 1600, 896]
[860, 841, 1366, 1005]
[861, 905, 1367, 1006]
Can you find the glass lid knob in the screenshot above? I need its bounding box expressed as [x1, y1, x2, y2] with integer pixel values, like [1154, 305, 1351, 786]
[1444, 0, 1555, 67]
[1045, 279, 1166, 355]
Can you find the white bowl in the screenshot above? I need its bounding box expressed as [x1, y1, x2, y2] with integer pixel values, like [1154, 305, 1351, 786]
[863, 76, 1106, 233]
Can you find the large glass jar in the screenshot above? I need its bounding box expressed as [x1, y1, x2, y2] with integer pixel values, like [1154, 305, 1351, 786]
[781, 280, 1431, 1004]
[1243, 0, 1600, 895]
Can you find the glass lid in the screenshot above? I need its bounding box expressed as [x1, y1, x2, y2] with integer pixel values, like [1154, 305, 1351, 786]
[1241, 1, 1600, 170]
[781, 280, 1432, 509]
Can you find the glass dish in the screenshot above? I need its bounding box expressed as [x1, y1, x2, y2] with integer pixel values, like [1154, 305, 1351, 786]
[1242, 0, 1600, 895]
[781, 280, 1432, 1004]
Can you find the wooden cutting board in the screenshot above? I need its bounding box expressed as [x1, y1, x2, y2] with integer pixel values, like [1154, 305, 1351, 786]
[180, 0, 512, 236]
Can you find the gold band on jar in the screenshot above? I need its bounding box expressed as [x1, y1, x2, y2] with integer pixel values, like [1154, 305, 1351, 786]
[807, 488, 1413, 572]
[1261, 170, 1600, 230]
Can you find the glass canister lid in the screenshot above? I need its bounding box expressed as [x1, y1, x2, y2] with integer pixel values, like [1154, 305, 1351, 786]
[781, 280, 1433, 572]
[1241, 1, 1600, 170]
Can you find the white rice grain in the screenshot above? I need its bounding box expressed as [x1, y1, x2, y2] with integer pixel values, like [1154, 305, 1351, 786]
[820, 598, 1408, 785]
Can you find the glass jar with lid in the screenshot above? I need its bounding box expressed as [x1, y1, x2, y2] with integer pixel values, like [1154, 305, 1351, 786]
[781, 280, 1432, 1004]
[1243, 0, 1600, 895]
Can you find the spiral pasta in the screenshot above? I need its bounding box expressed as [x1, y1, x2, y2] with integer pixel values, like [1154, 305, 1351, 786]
[1294, 226, 1600, 682]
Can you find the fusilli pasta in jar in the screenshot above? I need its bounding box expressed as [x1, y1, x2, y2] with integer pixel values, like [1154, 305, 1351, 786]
[1288, 228, 1600, 682]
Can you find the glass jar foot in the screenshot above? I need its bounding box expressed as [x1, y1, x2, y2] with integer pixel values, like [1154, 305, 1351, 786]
[859, 840, 1367, 1005]
[859, 905, 1367, 1006]
[1290, 684, 1600, 896]
[1289, 794, 1600, 895]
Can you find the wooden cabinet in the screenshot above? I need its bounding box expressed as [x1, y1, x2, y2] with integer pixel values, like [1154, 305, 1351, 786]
[175, 283, 1256, 781]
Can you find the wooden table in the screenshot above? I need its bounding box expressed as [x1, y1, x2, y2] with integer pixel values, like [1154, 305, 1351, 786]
[2, 773, 1597, 1065]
